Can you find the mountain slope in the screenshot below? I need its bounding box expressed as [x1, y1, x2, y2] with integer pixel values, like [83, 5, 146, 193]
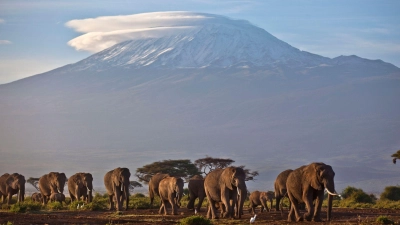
[0, 12, 399, 193]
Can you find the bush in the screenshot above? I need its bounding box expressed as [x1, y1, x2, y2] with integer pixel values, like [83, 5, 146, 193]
[179, 215, 213, 225]
[132, 193, 146, 198]
[341, 186, 375, 204]
[46, 201, 64, 211]
[9, 201, 42, 213]
[376, 215, 394, 224]
[130, 197, 152, 209]
[380, 186, 400, 201]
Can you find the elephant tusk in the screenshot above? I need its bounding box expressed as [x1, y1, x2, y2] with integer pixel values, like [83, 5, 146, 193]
[176, 192, 179, 198]
[237, 187, 241, 196]
[325, 188, 338, 196]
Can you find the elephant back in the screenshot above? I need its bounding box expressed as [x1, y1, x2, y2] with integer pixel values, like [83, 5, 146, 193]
[149, 173, 170, 198]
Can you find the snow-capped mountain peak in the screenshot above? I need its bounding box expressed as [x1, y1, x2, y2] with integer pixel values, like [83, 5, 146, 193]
[69, 12, 329, 71]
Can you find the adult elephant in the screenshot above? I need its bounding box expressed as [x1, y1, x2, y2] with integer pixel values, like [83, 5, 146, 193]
[0, 173, 25, 205]
[204, 167, 247, 219]
[68, 172, 94, 203]
[104, 167, 131, 211]
[158, 176, 184, 215]
[148, 173, 170, 206]
[249, 190, 274, 214]
[286, 162, 338, 222]
[274, 169, 293, 211]
[187, 175, 206, 212]
[38, 172, 67, 205]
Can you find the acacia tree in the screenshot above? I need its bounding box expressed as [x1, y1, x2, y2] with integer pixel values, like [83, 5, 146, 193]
[135, 159, 200, 184]
[194, 156, 259, 181]
[129, 181, 143, 192]
[26, 177, 40, 191]
[391, 150, 400, 164]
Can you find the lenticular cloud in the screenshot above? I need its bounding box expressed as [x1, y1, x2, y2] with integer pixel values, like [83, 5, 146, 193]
[66, 11, 245, 53]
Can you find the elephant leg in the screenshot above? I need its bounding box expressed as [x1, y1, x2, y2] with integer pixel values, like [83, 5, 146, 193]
[197, 195, 205, 212]
[275, 196, 281, 211]
[220, 191, 231, 218]
[108, 194, 115, 210]
[303, 194, 314, 221]
[313, 192, 324, 222]
[270, 200, 273, 212]
[7, 193, 12, 205]
[287, 194, 302, 222]
[261, 201, 268, 212]
[208, 199, 218, 219]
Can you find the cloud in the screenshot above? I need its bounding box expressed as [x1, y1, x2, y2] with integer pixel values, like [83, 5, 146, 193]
[65, 11, 243, 53]
[0, 19, 4, 24]
[0, 40, 12, 45]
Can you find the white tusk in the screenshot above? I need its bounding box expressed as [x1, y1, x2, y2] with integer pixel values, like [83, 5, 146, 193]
[237, 187, 241, 196]
[325, 188, 338, 196]
[176, 192, 179, 198]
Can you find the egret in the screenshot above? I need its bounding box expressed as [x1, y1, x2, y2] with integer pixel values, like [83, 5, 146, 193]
[81, 203, 85, 208]
[250, 214, 257, 224]
[194, 209, 198, 215]
[77, 204, 80, 209]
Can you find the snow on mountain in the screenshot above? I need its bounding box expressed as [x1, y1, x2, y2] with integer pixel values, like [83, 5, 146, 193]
[68, 12, 329, 71]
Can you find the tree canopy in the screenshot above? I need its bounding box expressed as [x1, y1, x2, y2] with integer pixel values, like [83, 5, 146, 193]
[135, 159, 200, 184]
[26, 177, 40, 191]
[391, 150, 400, 164]
[194, 156, 259, 181]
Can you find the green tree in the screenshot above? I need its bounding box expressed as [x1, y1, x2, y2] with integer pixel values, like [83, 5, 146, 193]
[194, 156, 259, 181]
[135, 159, 200, 184]
[129, 181, 143, 192]
[380, 186, 400, 201]
[26, 177, 40, 191]
[391, 150, 400, 164]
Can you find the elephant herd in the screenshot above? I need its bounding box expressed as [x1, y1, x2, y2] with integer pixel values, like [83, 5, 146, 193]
[0, 162, 338, 222]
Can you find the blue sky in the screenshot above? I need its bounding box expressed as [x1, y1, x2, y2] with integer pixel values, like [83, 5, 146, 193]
[0, 0, 399, 84]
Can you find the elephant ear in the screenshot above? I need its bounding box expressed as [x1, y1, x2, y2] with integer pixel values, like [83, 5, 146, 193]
[305, 163, 323, 190]
[112, 168, 122, 186]
[73, 175, 81, 185]
[6, 176, 15, 188]
[224, 167, 236, 190]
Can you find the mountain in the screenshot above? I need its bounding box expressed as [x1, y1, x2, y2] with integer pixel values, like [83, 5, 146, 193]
[0, 12, 399, 194]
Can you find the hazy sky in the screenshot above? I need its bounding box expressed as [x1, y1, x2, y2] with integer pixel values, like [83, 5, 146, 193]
[0, 0, 399, 84]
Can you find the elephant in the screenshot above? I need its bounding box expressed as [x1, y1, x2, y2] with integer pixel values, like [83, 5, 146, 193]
[204, 167, 247, 219]
[148, 173, 170, 206]
[0, 173, 25, 205]
[104, 167, 131, 211]
[38, 172, 67, 205]
[249, 190, 274, 214]
[286, 162, 338, 222]
[158, 176, 184, 215]
[68, 172, 94, 203]
[187, 175, 206, 212]
[274, 169, 293, 211]
[31, 192, 43, 203]
[49, 193, 66, 204]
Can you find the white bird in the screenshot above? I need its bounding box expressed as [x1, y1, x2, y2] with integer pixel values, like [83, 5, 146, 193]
[77, 204, 80, 209]
[81, 203, 84, 209]
[194, 209, 198, 215]
[250, 214, 257, 224]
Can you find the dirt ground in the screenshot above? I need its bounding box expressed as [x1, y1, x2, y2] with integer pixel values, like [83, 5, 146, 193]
[1, 207, 400, 225]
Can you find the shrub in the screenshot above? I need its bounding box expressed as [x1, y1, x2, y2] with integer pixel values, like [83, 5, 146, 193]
[9, 201, 42, 213]
[130, 197, 152, 209]
[46, 201, 64, 211]
[380, 186, 400, 201]
[341, 186, 375, 204]
[179, 215, 213, 225]
[376, 215, 394, 224]
[132, 193, 146, 198]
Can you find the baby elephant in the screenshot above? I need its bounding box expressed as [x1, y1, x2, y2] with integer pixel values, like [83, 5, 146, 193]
[249, 190, 275, 214]
[49, 193, 66, 204]
[31, 192, 43, 203]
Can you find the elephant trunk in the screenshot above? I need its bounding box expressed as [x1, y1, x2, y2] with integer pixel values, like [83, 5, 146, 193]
[237, 187, 247, 219]
[124, 182, 129, 210]
[327, 192, 333, 221]
[324, 179, 337, 196]
[19, 185, 25, 202]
